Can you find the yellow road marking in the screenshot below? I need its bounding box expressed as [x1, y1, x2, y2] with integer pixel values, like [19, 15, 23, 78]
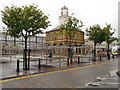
[0, 60, 117, 83]
[110, 69, 118, 73]
[109, 68, 120, 73]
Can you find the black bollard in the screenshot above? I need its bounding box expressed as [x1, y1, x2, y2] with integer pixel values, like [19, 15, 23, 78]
[38, 59, 41, 69]
[17, 60, 20, 72]
[78, 57, 80, 64]
[67, 58, 69, 66]
[108, 54, 110, 60]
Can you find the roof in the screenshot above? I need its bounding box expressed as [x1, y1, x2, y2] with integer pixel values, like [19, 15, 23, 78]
[46, 25, 84, 33]
[46, 25, 61, 33]
[61, 5, 68, 10]
[52, 26, 61, 31]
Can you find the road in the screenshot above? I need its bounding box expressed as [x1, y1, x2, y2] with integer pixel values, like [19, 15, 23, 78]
[1, 59, 118, 88]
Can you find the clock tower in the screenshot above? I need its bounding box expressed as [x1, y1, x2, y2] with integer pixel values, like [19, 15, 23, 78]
[59, 5, 68, 25]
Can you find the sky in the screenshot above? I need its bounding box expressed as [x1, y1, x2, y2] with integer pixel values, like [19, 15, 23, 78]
[0, 0, 119, 38]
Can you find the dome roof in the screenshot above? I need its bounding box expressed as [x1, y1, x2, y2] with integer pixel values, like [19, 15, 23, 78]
[61, 5, 68, 10]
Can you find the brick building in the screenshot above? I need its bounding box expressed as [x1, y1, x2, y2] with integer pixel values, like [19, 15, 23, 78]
[46, 5, 84, 56]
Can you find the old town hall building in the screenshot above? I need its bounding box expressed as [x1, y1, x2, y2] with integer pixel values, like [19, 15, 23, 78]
[46, 5, 84, 55]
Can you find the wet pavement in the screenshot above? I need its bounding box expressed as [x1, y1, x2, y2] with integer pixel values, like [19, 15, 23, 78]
[1, 57, 118, 88]
[84, 75, 119, 88]
[83, 57, 120, 89]
[1, 55, 94, 79]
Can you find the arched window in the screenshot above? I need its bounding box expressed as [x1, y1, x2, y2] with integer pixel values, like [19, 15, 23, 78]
[61, 33, 63, 39]
[59, 43, 63, 54]
[53, 43, 57, 54]
[54, 33, 56, 40]
[75, 44, 78, 53]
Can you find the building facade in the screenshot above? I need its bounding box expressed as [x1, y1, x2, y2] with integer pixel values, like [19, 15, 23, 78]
[46, 6, 84, 56]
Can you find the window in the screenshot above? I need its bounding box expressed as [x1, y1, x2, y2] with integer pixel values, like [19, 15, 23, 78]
[79, 48, 81, 53]
[48, 33, 50, 41]
[56, 34, 58, 39]
[60, 44, 63, 54]
[75, 33, 77, 40]
[61, 33, 63, 39]
[63, 11, 66, 15]
[54, 33, 56, 40]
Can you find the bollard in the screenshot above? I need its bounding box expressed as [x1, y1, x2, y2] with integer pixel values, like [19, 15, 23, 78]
[17, 60, 20, 72]
[38, 59, 41, 69]
[108, 54, 110, 60]
[67, 58, 69, 66]
[78, 57, 80, 64]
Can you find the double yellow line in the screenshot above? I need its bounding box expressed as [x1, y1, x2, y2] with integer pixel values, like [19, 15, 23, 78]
[0, 60, 117, 83]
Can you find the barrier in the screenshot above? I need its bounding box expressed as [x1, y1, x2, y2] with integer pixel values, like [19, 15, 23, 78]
[16, 60, 20, 72]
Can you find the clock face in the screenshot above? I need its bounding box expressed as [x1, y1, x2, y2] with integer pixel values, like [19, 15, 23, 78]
[63, 11, 66, 15]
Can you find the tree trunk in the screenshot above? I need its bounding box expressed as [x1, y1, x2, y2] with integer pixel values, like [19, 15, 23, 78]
[70, 32, 72, 65]
[28, 36, 31, 70]
[5, 35, 7, 45]
[36, 36, 37, 46]
[94, 41, 96, 62]
[107, 44, 110, 60]
[14, 37, 16, 45]
[22, 37, 23, 46]
[24, 32, 28, 70]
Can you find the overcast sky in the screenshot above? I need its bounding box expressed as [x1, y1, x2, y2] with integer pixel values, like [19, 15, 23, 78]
[0, 0, 119, 38]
